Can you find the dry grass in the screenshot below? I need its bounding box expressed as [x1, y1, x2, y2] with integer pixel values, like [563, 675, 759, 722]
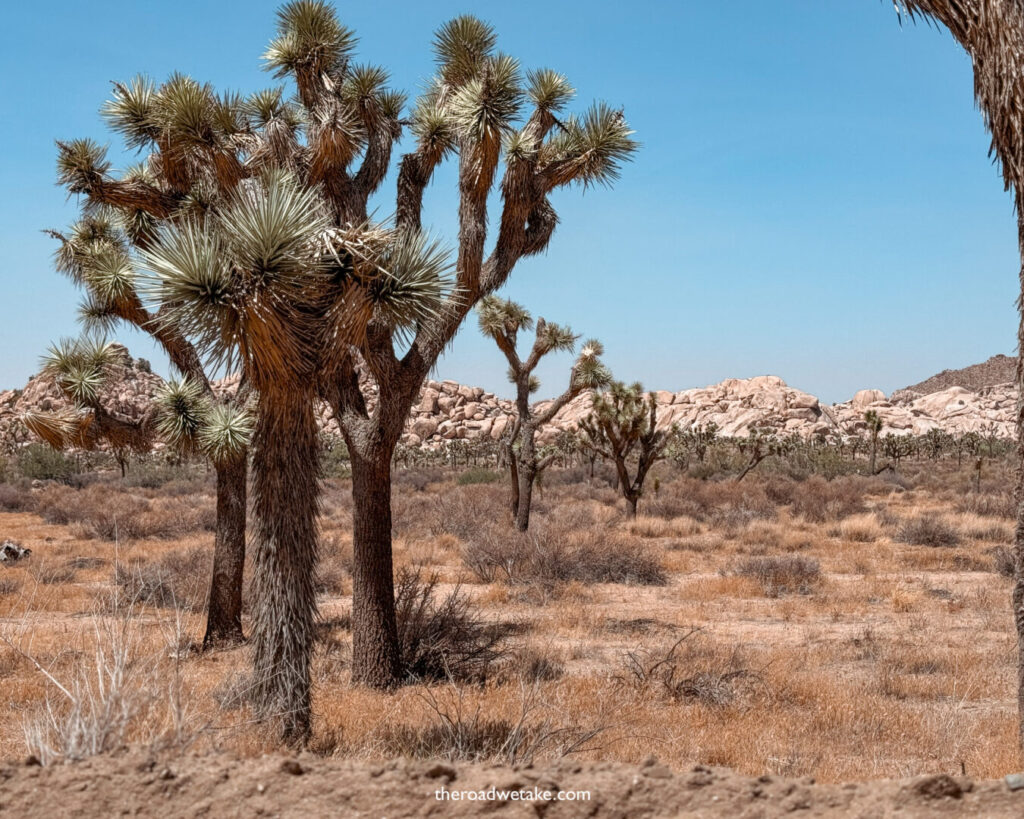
[0, 460, 1021, 782]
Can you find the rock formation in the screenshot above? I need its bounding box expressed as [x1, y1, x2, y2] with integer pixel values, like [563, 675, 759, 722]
[0, 356, 1017, 455]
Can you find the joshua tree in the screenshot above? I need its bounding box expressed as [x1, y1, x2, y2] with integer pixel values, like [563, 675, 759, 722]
[23, 340, 250, 649]
[734, 427, 786, 482]
[893, 0, 1024, 745]
[52, 1, 634, 733]
[864, 410, 882, 474]
[579, 382, 671, 517]
[23, 338, 157, 478]
[880, 433, 914, 472]
[477, 295, 610, 530]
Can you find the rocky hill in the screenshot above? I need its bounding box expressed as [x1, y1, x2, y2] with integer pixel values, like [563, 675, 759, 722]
[894, 354, 1016, 399]
[1, 357, 1017, 455]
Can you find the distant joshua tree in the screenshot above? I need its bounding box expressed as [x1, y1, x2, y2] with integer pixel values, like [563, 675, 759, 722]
[864, 410, 882, 474]
[477, 296, 610, 530]
[579, 382, 672, 517]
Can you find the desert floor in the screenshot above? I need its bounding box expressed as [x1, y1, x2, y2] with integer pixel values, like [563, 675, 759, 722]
[0, 456, 1020, 790]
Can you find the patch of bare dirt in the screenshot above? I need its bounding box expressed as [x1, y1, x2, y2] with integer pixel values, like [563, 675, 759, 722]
[1, 751, 1023, 818]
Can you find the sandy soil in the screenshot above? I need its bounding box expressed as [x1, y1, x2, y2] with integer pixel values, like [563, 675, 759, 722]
[1, 751, 1023, 818]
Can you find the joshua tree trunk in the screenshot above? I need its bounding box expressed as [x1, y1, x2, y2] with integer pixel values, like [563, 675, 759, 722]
[515, 459, 537, 532]
[249, 391, 320, 743]
[869, 434, 878, 474]
[203, 454, 247, 647]
[349, 445, 403, 688]
[1013, 207, 1024, 749]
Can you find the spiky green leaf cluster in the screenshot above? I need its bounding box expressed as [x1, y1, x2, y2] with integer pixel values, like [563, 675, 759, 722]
[155, 378, 254, 463]
[543, 103, 639, 188]
[41, 336, 122, 406]
[263, 0, 358, 78]
[477, 295, 533, 340]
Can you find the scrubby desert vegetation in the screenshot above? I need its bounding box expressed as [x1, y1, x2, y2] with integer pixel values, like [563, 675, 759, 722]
[0, 439, 1019, 781]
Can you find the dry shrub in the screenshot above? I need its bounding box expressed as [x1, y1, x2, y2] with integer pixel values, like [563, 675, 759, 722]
[27, 559, 78, 586]
[315, 534, 352, 596]
[827, 513, 881, 543]
[896, 516, 961, 548]
[789, 476, 868, 523]
[734, 555, 821, 597]
[33, 485, 214, 541]
[374, 685, 600, 764]
[989, 545, 1016, 578]
[956, 491, 1015, 520]
[0, 483, 34, 512]
[647, 478, 775, 527]
[462, 524, 666, 587]
[506, 648, 565, 683]
[115, 548, 211, 611]
[0, 576, 21, 596]
[395, 569, 510, 683]
[619, 630, 764, 707]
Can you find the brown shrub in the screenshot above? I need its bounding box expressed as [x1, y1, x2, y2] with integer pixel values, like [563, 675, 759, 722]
[0, 483, 34, 512]
[734, 556, 821, 597]
[27, 559, 78, 586]
[896, 516, 961, 548]
[34, 484, 213, 541]
[956, 492, 1016, 520]
[115, 548, 211, 611]
[462, 524, 666, 587]
[395, 569, 510, 683]
[789, 476, 869, 523]
[646, 478, 775, 526]
[989, 545, 1016, 578]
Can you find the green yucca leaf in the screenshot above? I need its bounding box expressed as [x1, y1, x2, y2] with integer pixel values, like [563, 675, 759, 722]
[343, 64, 389, 103]
[102, 76, 158, 150]
[218, 170, 331, 287]
[477, 295, 532, 338]
[536, 320, 577, 354]
[526, 68, 574, 112]
[154, 377, 207, 449]
[152, 73, 216, 147]
[368, 231, 452, 329]
[199, 403, 254, 463]
[544, 102, 639, 189]
[77, 295, 121, 334]
[263, 0, 357, 78]
[140, 218, 237, 359]
[59, 363, 105, 405]
[56, 139, 111, 194]
[449, 54, 523, 142]
[410, 102, 455, 155]
[433, 16, 496, 85]
[83, 249, 136, 303]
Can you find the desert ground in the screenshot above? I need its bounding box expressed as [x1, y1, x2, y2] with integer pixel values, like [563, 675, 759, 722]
[1, 446, 1022, 814]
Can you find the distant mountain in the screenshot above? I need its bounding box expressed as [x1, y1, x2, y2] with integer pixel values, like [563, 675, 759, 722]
[896, 354, 1015, 398]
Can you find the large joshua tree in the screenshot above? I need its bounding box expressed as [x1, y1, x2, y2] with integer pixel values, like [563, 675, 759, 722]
[579, 382, 672, 517]
[52, 1, 634, 736]
[262, 6, 635, 690]
[477, 295, 610, 530]
[892, 0, 1024, 746]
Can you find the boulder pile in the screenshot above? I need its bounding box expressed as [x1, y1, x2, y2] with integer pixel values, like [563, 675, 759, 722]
[0, 359, 1016, 455]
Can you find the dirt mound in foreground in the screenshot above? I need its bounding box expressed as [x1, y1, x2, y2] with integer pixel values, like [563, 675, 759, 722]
[1, 751, 1022, 818]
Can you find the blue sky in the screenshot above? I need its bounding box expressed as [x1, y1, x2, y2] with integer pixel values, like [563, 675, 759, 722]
[1, 1, 1016, 404]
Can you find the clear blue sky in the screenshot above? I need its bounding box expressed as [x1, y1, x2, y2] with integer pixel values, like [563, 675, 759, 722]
[1, 1, 1016, 404]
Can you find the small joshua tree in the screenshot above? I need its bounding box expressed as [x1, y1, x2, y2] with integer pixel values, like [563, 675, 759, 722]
[23, 337, 253, 646]
[734, 427, 787, 482]
[477, 295, 609, 530]
[579, 381, 672, 517]
[23, 338, 157, 478]
[864, 410, 882, 474]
